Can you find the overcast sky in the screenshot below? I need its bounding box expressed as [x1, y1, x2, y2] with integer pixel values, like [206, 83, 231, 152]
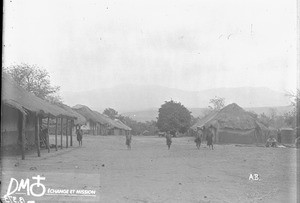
[3, 0, 298, 95]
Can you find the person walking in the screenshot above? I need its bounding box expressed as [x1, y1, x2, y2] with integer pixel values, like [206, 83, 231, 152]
[206, 126, 214, 150]
[166, 131, 172, 150]
[195, 128, 203, 149]
[76, 127, 83, 146]
[126, 133, 132, 150]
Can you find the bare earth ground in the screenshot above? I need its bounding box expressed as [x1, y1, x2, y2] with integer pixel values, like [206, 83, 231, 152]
[1, 135, 299, 203]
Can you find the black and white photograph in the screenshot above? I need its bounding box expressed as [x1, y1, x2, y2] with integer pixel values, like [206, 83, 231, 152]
[1, 0, 299, 202]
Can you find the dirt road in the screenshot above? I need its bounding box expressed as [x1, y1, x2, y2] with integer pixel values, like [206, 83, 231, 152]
[1, 135, 298, 202]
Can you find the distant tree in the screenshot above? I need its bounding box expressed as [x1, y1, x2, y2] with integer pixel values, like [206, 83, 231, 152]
[285, 90, 300, 136]
[259, 111, 289, 129]
[283, 111, 296, 127]
[286, 90, 300, 117]
[4, 63, 62, 103]
[269, 108, 277, 121]
[103, 108, 119, 119]
[157, 100, 191, 135]
[208, 96, 225, 111]
[190, 115, 199, 126]
[259, 113, 271, 127]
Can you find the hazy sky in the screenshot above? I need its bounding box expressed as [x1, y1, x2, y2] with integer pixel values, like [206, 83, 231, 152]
[3, 0, 298, 95]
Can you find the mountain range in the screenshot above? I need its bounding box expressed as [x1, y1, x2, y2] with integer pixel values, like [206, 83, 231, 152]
[62, 84, 291, 121]
[121, 106, 293, 122]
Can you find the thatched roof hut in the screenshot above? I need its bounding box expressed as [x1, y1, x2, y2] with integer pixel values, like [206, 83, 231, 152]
[114, 119, 132, 131]
[192, 103, 268, 144]
[279, 127, 295, 144]
[72, 104, 106, 125]
[2, 73, 76, 119]
[2, 73, 77, 159]
[57, 104, 86, 126]
[92, 110, 112, 126]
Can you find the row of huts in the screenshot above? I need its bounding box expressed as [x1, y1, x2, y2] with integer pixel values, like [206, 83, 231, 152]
[1, 73, 131, 159]
[191, 103, 295, 144]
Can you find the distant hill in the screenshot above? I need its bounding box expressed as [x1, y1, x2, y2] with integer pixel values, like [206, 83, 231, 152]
[122, 105, 293, 122]
[62, 84, 291, 115]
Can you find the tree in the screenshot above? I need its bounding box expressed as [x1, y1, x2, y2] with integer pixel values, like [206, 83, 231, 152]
[103, 108, 119, 119]
[258, 113, 271, 127]
[208, 96, 225, 111]
[157, 100, 191, 135]
[4, 63, 61, 103]
[285, 90, 300, 137]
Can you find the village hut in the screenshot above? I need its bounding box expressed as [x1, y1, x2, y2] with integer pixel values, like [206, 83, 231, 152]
[56, 103, 87, 136]
[192, 103, 269, 144]
[92, 111, 111, 135]
[100, 115, 122, 135]
[72, 105, 107, 135]
[279, 128, 295, 144]
[114, 119, 132, 135]
[2, 73, 77, 159]
[98, 114, 131, 135]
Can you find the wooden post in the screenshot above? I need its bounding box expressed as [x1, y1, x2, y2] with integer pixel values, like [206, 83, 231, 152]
[55, 117, 58, 151]
[70, 120, 73, 146]
[60, 117, 63, 149]
[35, 114, 41, 157]
[93, 123, 95, 135]
[66, 118, 69, 148]
[46, 115, 50, 153]
[21, 112, 26, 160]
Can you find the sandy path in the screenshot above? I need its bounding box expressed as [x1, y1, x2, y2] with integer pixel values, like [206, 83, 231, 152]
[1, 135, 298, 203]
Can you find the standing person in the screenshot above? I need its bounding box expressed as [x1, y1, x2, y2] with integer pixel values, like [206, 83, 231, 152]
[126, 133, 132, 150]
[76, 127, 83, 146]
[195, 128, 202, 149]
[206, 126, 214, 150]
[165, 131, 172, 150]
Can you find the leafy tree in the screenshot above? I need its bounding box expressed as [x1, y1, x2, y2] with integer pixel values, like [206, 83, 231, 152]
[190, 115, 199, 126]
[4, 63, 61, 103]
[103, 108, 119, 119]
[259, 113, 271, 127]
[208, 96, 225, 111]
[157, 100, 191, 135]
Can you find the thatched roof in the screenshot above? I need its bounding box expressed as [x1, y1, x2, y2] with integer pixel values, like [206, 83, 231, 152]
[94, 112, 131, 131]
[72, 104, 106, 125]
[100, 114, 120, 129]
[192, 103, 267, 130]
[191, 111, 219, 130]
[57, 104, 86, 125]
[92, 111, 111, 126]
[2, 73, 76, 119]
[114, 119, 132, 131]
[72, 105, 131, 131]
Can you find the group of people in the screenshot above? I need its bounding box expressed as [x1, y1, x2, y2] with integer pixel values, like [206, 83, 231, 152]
[77, 126, 300, 150]
[265, 129, 281, 148]
[124, 126, 216, 150]
[194, 126, 214, 150]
